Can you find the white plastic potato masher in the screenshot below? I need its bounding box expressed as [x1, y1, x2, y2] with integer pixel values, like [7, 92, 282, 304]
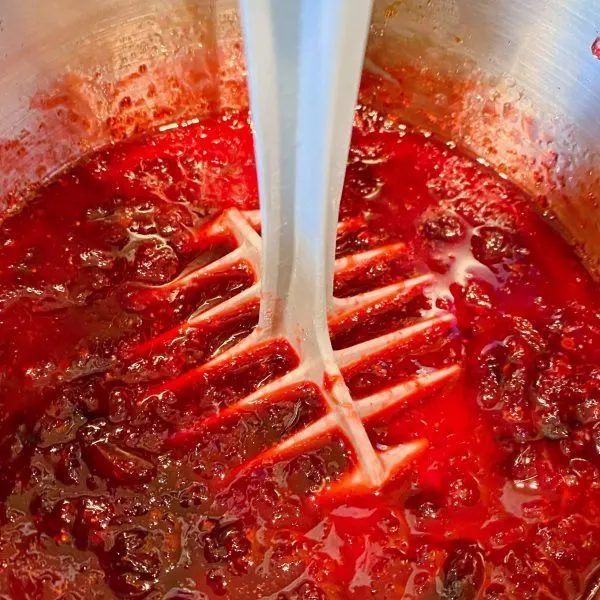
[147, 0, 460, 494]
[236, 0, 459, 492]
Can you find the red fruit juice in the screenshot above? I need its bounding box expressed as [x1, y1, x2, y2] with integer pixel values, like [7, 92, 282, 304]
[0, 109, 599, 599]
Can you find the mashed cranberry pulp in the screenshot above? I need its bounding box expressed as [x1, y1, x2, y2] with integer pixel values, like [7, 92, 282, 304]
[0, 110, 599, 600]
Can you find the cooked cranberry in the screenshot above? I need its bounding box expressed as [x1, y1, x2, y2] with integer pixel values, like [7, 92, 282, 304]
[73, 496, 114, 549]
[283, 581, 327, 600]
[405, 489, 446, 524]
[471, 226, 515, 265]
[423, 213, 466, 242]
[108, 388, 133, 423]
[0, 107, 599, 599]
[106, 528, 161, 597]
[439, 541, 485, 599]
[132, 239, 179, 284]
[533, 515, 600, 570]
[284, 453, 328, 495]
[84, 441, 155, 485]
[178, 481, 209, 508]
[46, 442, 83, 485]
[445, 471, 480, 508]
[31, 495, 78, 539]
[206, 568, 228, 596]
[204, 520, 251, 567]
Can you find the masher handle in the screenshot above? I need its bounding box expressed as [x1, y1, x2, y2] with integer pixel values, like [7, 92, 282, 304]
[239, 0, 373, 342]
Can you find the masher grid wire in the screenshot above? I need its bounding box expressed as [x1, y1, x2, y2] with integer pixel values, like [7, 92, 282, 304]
[131, 208, 461, 493]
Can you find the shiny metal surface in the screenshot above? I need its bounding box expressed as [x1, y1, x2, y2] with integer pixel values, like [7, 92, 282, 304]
[0, 0, 598, 596]
[0, 2, 598, 237]
[366, 0, 600, 273]
[374, 0, 600, 131]
[0, 3, 598, 247]
[0, 0, 599, 259]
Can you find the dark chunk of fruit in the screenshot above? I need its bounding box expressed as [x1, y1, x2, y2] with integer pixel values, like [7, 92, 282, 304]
[423, 213, 466, 242]
[84, 441, 156, 485]
[206, 568, 228, 596]
[106, 528, 161, 597]
[284, 453, 328, 495]
[280, 581, 327, 600]
[204, 520, 251, 570]
[132, 240, 179, 284]
[471, 226, 515, 265]
[439, 541, 485, 600]
[445, 471, 481, 508]
[73, 496, 114, 549]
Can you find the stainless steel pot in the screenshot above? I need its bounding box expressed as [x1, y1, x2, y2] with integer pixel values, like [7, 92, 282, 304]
[1, 0, 599, 273]
[0, 0, 599, 597]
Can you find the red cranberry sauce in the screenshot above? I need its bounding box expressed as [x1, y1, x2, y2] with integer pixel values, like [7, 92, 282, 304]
[0, 110, 599, 599]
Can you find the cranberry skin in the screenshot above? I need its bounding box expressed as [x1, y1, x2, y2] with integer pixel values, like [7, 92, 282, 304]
[73, 496, 114, 550]
[471, 226, 516, 266]
[203, 520, 251, 569]
[446, 472, 481, 508]
[30, 495, 78, 539]
[82, 434, 156, 485]
[285, 453, 328, 495]
[106, 528, 161, 598]
[439, 541, 485, 599]
[281, 581, 327, 600]
[206, 568, 228, 596]
[132, 239, 179, 284]
[47, 442, 83, 486]
[423, 213, 466, 242]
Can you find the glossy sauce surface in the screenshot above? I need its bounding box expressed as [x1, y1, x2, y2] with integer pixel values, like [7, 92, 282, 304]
[0, 110, 600, 599]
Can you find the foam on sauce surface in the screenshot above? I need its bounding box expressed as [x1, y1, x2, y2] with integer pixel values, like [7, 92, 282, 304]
[0, 109, 599, 599]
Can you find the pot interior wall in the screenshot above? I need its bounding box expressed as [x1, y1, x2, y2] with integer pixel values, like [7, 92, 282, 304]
[0, 0, 598, 270]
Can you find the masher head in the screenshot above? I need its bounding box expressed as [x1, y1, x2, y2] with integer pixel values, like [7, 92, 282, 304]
[125, 208, 461, 496]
